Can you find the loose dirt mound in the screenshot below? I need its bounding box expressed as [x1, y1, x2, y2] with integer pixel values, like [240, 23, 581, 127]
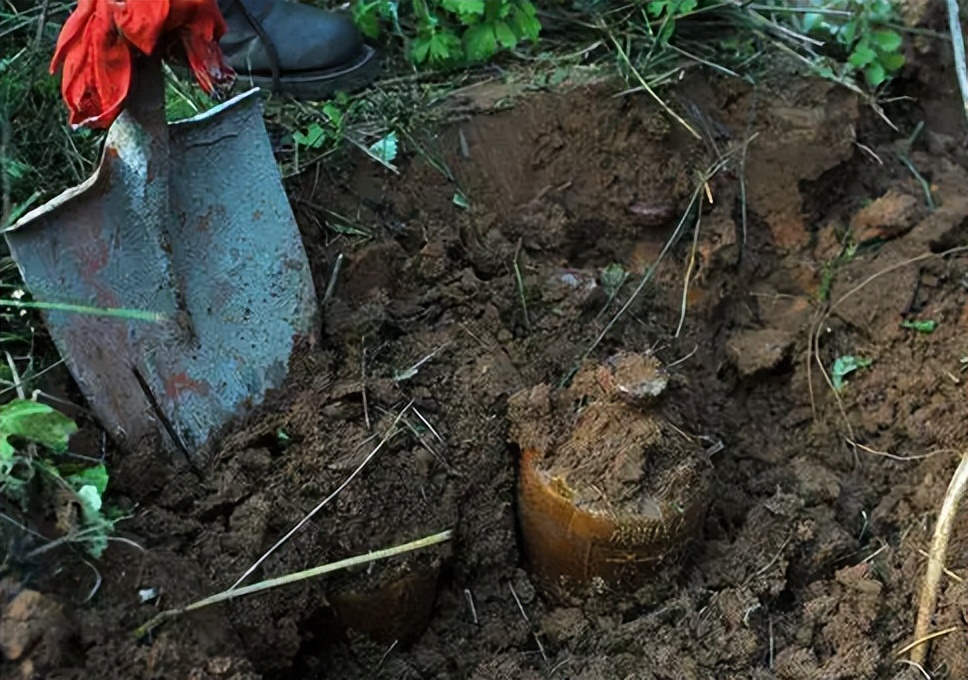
[3, 65, 967, 680]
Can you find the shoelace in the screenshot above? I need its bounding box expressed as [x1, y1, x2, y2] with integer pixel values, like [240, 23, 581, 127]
[221, 0, 282, 93]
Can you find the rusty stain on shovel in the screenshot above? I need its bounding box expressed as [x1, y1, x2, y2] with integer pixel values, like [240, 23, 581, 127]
[3, 57, 318, 466]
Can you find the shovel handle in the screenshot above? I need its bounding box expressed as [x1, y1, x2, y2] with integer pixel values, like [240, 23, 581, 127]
[124, 55, 168, 139]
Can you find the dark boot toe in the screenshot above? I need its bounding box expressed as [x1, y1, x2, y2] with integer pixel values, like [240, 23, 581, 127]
[219, 0, 370, 75]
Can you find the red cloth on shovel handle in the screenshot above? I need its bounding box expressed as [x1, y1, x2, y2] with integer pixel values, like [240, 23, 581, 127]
[49, 0, 235, 130]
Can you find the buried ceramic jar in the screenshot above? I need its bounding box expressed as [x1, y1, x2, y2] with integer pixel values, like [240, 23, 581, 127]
[509, 352, 713, 602]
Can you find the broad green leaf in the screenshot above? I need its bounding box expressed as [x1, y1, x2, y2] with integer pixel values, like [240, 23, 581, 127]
[871, 30, 902, 52]
[352, 0, 383, 38]
[442, 0, 484, 16]
[464, 23, 498, 62]
[880, 51, 905, 72]
[429, 31, 461, 63]
[864, 61, 887, 87]
[0, 399, 77, 460]
[512, 0, 541, 40]
[494, 20, 518, 49]
[67, 463, 109, 496]
[412, 36, 433, 63]
[848, 43, 877, 68]
[322, 103, 343, 128]
[292, 123, 326, 149]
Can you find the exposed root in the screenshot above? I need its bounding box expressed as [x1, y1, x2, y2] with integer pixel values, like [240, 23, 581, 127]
[907, 449, 968, 666]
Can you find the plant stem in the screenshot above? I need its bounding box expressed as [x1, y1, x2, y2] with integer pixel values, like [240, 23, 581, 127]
[134, 528, 453, 639]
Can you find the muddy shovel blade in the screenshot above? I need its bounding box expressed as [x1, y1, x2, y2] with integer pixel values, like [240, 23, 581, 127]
[4, 84, 317, 466]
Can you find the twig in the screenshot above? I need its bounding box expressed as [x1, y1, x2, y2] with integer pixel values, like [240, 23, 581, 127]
[894, 658, 932, 680]
[916, 549, 965, 583]
[135, 529, 453, 639]
[908, 449, 968, 666]
[4, 351, 26, 400]
[512, 238, 530, 331]
[322, 253, 344, 305]
[737, 80, 760, 262]
[846, 439, 947, 462]
[946, 0, 968, 128]
[0, 358, 66, 398]
[675, 189, 704, 338]
[509, 582, 547, 663]
[394, 345, 449, 382]
[360, 335, 371, 431]
[897, 626, 960, 660]
[229, 400, 414, 590]
[464, 588, 479, 624]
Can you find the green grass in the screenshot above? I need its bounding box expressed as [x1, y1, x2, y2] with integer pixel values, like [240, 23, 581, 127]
[0, 0, 921, 566]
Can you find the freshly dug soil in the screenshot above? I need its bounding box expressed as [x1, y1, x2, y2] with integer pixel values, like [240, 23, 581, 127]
[2, 41, 968, 680]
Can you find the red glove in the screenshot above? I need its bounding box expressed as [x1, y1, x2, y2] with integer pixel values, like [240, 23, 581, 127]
[50, 0, 235, 129]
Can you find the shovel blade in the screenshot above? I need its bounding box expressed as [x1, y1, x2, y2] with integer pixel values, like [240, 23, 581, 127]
[5, 89, 318, 464]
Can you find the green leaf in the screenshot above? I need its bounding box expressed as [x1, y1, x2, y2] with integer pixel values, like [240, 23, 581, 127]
[442, 0, 484, 16]
[871, 30, 902, 52]
[901, 319, 937, 334]
[839, 19, 857, 46]
[864, 61, 887, 87]
[511, 0, 541, 40]
[0, 399, 77, 461]
[658, 17, 676, 43]
[352, 0, 384, 39]
[494, 20, 518, 49]
[67, 463, 109, 496]
[412, 35, 433, 63]
[429, 31, 462, 63]
[802, 12, 823, 33]
[7, 191, 42, 225]
[368, 131, 399, 164]
[292, 123, 327, 149]
[848, 43, 877, 68]
[322, 103, 343, 128]
[601, 263, 626, 297]
[880, 51, 905, 72]
[831, 355, 872, 391]
[75, 485, 110, 557]
[453, 191, 469, 209]
[464, 23, 498, 62]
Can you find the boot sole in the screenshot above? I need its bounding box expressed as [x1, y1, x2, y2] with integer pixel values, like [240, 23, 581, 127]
[231, 45, 380, 101]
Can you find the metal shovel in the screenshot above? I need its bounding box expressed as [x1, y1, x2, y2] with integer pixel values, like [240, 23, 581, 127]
[3, 57, 318, 467]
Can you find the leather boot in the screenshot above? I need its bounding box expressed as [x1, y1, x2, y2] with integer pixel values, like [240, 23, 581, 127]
[217, 0, 378, 100]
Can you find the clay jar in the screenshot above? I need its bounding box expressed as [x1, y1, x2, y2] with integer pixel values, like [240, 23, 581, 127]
[509, 352, 712, 601]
